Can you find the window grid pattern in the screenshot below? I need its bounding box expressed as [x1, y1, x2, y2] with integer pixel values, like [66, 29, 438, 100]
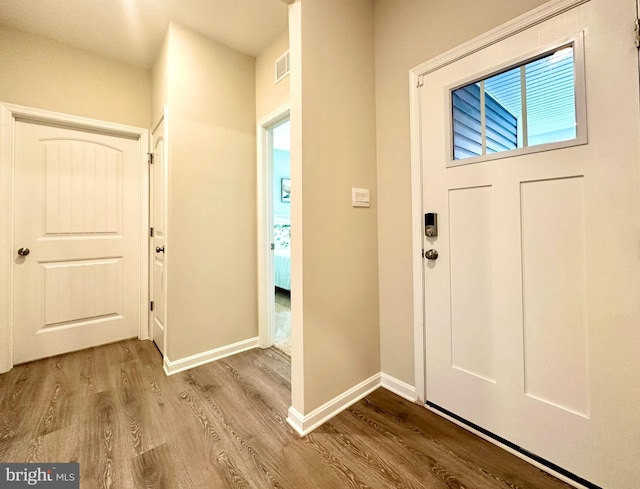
[452, 46, 576, 162]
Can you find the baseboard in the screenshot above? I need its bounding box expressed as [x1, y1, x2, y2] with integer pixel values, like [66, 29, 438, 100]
[381, 373, 417, 403]
[286, 373, 381, 436]
[286, 406, 306, 435]
[163, 337, 259, 376]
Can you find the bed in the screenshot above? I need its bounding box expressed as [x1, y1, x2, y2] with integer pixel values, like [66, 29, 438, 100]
[273, 217, 291, 291]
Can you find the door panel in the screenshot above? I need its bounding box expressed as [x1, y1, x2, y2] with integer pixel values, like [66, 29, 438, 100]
[421, 1, 640, 487]
[151, 117, 167, 355]
[13, 122, 141, 364]
[449, 185, 495, 382]
[520, 176, 589, 416]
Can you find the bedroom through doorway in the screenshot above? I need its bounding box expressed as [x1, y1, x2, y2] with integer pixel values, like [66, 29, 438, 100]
[271, 118, 291, 356]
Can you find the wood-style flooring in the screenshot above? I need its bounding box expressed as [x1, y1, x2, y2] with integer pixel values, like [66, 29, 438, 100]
[0, 340, 573, 489]
[274, 289, 291, 356]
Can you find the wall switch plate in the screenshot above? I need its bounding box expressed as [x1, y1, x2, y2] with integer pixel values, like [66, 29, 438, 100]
[352, 188, 370, 207]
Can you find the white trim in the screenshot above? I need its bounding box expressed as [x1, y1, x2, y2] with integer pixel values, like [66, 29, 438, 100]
[286, 406, 306, 435]
[0, 103, 148, 138]
[0, 105, 15, 373]
[257, 104, 290, 350]
[409, 0, 589, 416]
[409, 70, 426, 404]
[138, 126, 150, 342]
[0, 102, 148, 374]
[426, 407, 590, 489]
[286, 373, 381, 436]
[163, 337, 259, 376]
[381, 373, 417, 403]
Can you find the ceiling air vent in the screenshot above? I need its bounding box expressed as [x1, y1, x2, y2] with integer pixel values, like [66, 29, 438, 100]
[275, 51, 290, 84]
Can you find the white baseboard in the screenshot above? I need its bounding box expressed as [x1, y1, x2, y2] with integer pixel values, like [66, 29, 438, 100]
[286, 373, 381, 436]
[163, 337, 259, 376]
[286, 406, 306, 435]
[381, 373, 417, 403]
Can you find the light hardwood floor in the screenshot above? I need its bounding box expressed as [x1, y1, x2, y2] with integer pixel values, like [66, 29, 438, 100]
[274, 289, 291, 356]
[0, 339, 573, 488]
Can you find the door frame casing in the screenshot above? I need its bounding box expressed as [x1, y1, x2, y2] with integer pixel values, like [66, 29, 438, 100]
[0, 102, 149, 373]
[408, 0, 590, 410]
[257, 104, 290, 348]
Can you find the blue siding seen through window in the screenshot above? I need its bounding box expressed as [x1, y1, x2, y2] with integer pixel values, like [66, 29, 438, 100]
[452, 83, 482, 159]
[485, 86, 518, 154]
[452, 46, 576, 162]
[526, 48, 576, 145]
[452, 84, 518, 160]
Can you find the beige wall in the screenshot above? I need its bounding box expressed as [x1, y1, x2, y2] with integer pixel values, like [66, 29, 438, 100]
[162, 22, 258, 360]
[374, 0, 550, 386]
[291, 0, 379, 413]
[0, 25, 150, 128]
[255, 28, 289, 120]
[150, 31, 170, 128]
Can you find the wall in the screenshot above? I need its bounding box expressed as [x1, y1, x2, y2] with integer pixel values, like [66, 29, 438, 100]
[255, 28, 290, 120]
[162, 22, 258, 361]
[291, 0, 379, 414]
[150, 30, 170, 128]
[273, 149, 291, 219]
[373, 0, 550, 386]
[0, 25, 150, 127]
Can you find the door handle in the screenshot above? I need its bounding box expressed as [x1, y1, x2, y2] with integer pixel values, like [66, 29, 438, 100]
[17, 247, 30, 256]
[425, 249, 438, 260]
[155, 246, 165, 253]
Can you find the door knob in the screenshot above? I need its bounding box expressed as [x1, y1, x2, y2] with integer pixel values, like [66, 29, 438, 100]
[17, 247, 30, 256]
[155, 246, 165, 253]
[425, 249, 438, 260]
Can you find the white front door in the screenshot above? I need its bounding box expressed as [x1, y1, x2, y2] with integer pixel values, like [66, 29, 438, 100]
[13, 120, 143, 364]
[421, 1, 640, 487]
[151, 116, 167, 355]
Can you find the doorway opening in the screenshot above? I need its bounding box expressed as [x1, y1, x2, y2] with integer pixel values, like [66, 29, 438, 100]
[271, 118, 291, 355]
[257, 105, 291, 356]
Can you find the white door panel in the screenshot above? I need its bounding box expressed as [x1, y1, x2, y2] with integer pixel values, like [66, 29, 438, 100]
[421, 1, 640, 487]
[13, 122, 141, 364]
[151, 116, 167, 355]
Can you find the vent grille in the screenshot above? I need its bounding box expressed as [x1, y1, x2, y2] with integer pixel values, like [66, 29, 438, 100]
[275, 51, 290, 83]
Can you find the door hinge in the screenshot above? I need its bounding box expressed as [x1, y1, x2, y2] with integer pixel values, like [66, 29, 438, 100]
[150, 227, 154, 238]
[150, 301, 154, 312]
[635, 19, 640, 49]
[417, 75, 424, 88]
[148, 152, 154, 164]
[271, 243, 275, 250]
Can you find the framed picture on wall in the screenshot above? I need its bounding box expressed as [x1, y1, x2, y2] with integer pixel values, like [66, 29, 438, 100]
[281, 178, 291, 202]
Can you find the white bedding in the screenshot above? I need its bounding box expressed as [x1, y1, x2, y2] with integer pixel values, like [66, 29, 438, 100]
[273, 218, 291, 290]
[274, 248, 290, 290]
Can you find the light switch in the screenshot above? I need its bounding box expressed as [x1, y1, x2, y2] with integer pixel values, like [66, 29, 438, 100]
[352, 188, 370, 208]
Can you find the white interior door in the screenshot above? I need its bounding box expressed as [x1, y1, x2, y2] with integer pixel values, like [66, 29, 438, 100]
[13, 120, 142, 364]
[151, 116, 167, 355]
[421, 1, 640, 487]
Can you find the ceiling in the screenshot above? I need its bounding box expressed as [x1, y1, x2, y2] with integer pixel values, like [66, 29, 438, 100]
[0, 0, 289, 68]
